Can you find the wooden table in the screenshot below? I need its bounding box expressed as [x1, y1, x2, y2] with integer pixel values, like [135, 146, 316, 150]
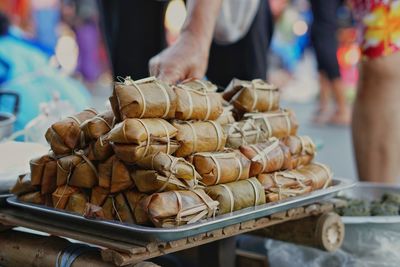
[0, 199, 346, 267]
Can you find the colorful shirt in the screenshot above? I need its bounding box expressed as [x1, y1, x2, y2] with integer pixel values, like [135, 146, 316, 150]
[351, 0, 400, 58]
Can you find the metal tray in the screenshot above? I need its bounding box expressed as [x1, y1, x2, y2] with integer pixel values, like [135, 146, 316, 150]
[338, 182, 400, 224]
[7, 178, 354, 242]
[0, 194, 12, 207]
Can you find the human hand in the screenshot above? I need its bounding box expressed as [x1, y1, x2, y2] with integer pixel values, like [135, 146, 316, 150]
[149, 32, 209, 84]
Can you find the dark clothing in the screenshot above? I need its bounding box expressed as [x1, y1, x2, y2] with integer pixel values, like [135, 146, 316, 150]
[99, 0, 167, 80]
[207, 0, 273, 86]
[100, 0, 272, 86]
[310, 0, 341, 80]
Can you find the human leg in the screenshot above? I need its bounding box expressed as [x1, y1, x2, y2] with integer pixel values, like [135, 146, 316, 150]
[352, 53, 400, 183]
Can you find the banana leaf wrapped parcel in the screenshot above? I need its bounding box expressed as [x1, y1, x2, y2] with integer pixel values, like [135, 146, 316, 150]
[190, 150, 251, 185]
[240, 139, 291, 176]
[106, 118, 179, 163]
[87, 136, 114, 161]
[10, 174, 38, 196]
[137, 152, 201, 182]
[223, 79, 279, 113]
[240, 136, 315, 176]
[173, 120, 226, 157]
[112, 141, 180, 164]
[80, 110, 115, 141]
[124, 190, 150, 225]
[56, 152, 98, 189]
[29, 153, 57, 194]
[52, 185, 80, 209]
[45, 108, 98, 155]
[111, 77, 177, 121]
[223, 119, 267, 149]
[174, 80, 223, 120]
[19, 191, 48, 205]
[98, 155, 133, 193]
[178, 78, 218, 92]
[257, 163, 333, 202]
[281, 135, 316, 169]
[215, 106, 236, 126]
[205, 178, 265, 215]
[89, 187, 149, 224]
[243, 109, 298, 139]
[131, 170, 191, 193]
[141, 189, 219, 227]
[106, 118, 177, 145]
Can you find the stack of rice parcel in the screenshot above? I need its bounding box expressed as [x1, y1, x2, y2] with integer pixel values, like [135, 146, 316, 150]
[222, 78, 333, 202]
[15, 108, 119, 216]
[108, 77, 220, 227]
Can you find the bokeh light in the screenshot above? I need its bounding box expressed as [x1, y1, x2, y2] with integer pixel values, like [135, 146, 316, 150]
[55, 35, 79, 74]
[292, 20, 308, 36]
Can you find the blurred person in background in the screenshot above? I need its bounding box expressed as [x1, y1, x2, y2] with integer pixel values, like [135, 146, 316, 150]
[310, 0, 351, 125]
[100, 0, 273, 87]
[351, 0, 400, 183]
[0, 12, 90, 131]
[31, 0, 60, 54]
[62, 0, 102, 87]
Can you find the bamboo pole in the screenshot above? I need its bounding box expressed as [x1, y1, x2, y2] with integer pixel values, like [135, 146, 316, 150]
[0, 230, 115, 267]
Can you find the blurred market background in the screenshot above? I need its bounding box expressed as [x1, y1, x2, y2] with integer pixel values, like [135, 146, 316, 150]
[0, 0, 358, 179]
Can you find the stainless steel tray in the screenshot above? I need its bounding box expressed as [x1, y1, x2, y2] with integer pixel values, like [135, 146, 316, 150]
[7, 178, 354, 242]
[338, 182, 400, 224]
[0, 194, 12, 207]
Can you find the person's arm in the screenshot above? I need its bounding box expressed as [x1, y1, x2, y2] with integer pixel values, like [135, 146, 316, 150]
[149, 0, 222, 83]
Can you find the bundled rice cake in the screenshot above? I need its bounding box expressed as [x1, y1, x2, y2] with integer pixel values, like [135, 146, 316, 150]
[173, 120, 226, 157]
[174, 79, 223, 120]
[190, 150, 251, 186]
[80, 110, 115, 141]
[111, 77, 176, 121]
[258, 163, 333, 202]
[30, 153, 57, 194]
[243, 109, 298, 139]
[107, 118, 179, 163]
[223, 119, 267, 149]
[98, 155, 134, 193]
[45, 108, 98, 155]
[223, 79, 279, 113]
[240, 136, 315, 176]
[56, 152, 98, 189]
[205, 178, 265, 215]
[141, 189, 219, 227]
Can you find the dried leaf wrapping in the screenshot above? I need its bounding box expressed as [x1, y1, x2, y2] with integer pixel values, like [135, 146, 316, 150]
[80, 110, 115, 141]
[45, 108, 98, 155]
[136, 152, 201, 184]
[106, 118, 177, 145]
[131, 170, 189, 193]
[240, 139, 292, 176]
[191, 150, 251, 185]
[258, 163, 333, 202]
[223, 79, 279, 113]
[98, 156, 133, 193]
[174, 79, 223, 120]
[141, 189, 219, 227]
[205, 178, 265, 215]
[111, 77, 177, 120]
[10, 174, 38, 196]
[29, 154, 57, 194]
[243, 109, 298, 139]
[56, 153, 98, 188]
[173, 121, 226, 157]
[223, 119, 267, 149]
[112, 141, 180, 164]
